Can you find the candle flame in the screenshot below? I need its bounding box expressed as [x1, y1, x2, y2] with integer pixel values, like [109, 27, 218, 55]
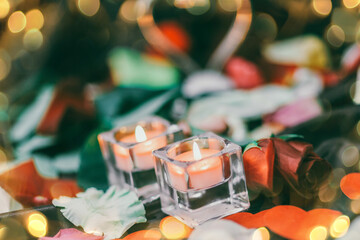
[193, 142, 202, 161]
[135, 125, 147, 142]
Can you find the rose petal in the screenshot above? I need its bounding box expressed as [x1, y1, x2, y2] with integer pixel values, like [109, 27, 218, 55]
[287, 141, 313, 156]
[243, 139, 275, 191]
[120, 230, 162, 240]
[263, 205, 306, 239]
[340, 173, 360, 199]
[224, 211, 266, 229]
[292, 209, 341, 240]
[0, 160, 81, 207]
[225, 57, 264, 89]
[297, 155, 331, 192]
[265, 99, 322, 127]
[272, 139, 303, 185]
[40, 228, 103, 240]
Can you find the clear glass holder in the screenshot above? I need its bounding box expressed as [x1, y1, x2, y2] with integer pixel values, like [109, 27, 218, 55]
[153, 132, 250, 227]
[98, 116, 183, 203]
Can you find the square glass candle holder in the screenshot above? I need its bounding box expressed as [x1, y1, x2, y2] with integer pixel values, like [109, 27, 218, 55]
[153, 132, 250, 227]
[98, 116, 183, 203]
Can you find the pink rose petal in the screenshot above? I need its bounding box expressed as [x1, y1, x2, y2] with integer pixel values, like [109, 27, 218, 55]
[40, 228, 103, 240]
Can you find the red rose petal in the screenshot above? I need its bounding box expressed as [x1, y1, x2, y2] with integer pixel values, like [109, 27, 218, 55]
[287, 141, 313, 157]
[340, 173, 360, 199]
[225, 57, 264, 89]
[158, 21, 191, 53]
[243, 139, 275, 191]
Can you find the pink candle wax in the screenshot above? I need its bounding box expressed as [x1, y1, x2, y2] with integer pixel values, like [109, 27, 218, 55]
[167, 143, 224, 191]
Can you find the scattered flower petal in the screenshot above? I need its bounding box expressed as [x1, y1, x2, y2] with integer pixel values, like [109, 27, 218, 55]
[225, 206, 342, 240]
[0, 160, 81, 207]
[40, 228, 103, 240]
[53, 186, 146, 240]
[262, 35, 329, 69]
[120, 229, 162, 240]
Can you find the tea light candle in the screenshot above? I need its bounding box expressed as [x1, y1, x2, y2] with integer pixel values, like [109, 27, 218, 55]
[153, 132, 250, 227]
[98, 116, 183, 202]
[168, 142, 223, 191]
[113, 125, 167, 171]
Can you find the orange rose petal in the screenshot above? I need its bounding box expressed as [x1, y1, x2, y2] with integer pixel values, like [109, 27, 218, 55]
[293, 209, 342, 240]
[340, 173, 360, 199]
[44, 180, 82, 199]
[226, 206, 343, 240]
[263, 205, 306, 239]
[243, 139, 275, 190]
[0, 159, 81, 206]
[306, 209, 342, 226]
[224, 211, 266, 229]
[0, 160, 43, 205]
[120, 230, 162, 240]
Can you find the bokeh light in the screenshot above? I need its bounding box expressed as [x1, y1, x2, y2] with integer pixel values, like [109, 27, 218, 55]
[77, 0, 100, 17]
[330, 215, 350, 238]
[351, 78, 360, 104]
[0, 0, 10, 19]
[27, 213, 47, 238]
[120, 0, 138, 23]
[25, 9, 44, 30]
[159, 216, 192, 239]
[254, 13, 278, 41]
[218, 0, 242, 12]
[8, 11, 26, 33]
[0, 149, 7, 164]
[122, 229, 162, 240]
[350, 199, 360, 213]
[23, 29, 43, 51]
[144, 229, 162, 239]
[309, 226, 327, 240]
[0, 50, 11, 81]
[329, 168, 346, 188]
[186, 0, 210, 15]
[318, 184, 337, 202]
[341, 145, 359, 167]
[326, 25, 345, 47]
[312, 0, 332, 16]
[173, 0, 195, 8]
[0, 225, 6, 239]
[0, 92, 8, 111]
[357, 121, 360, 136]
[252, 227, 270, 240]
[343, 0, 360, 8]
[332, 8, 358, 42]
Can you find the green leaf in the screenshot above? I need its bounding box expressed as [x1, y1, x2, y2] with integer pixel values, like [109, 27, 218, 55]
[277, 134, 304, 141]
[243, 141, 261, 153]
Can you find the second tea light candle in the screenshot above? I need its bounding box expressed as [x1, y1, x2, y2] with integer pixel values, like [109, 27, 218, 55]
[153, 132, 250, 227]
[169, 142, 223, 191]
